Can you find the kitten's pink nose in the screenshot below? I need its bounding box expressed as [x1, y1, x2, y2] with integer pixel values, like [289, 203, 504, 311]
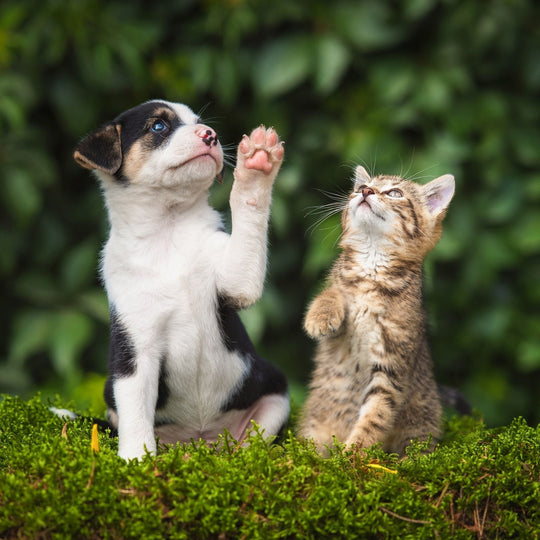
[195, 126, 219, 147]
[362, 187, 375, 198]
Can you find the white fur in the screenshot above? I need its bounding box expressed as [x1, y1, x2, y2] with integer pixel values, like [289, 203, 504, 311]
[49, 407, 78, 420]
[93, 101, 288, 460]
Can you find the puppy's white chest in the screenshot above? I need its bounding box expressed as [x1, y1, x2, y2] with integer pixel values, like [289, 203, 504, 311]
[104, 218, 244, 424]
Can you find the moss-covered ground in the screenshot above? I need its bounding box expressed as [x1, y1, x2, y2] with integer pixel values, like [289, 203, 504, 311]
[1, 395, 539, 539]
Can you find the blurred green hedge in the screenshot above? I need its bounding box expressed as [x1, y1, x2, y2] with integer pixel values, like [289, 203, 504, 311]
[1, 0, 539, 425]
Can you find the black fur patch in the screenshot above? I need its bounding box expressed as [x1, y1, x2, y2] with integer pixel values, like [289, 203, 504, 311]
[222, 354, 288, 412]
[217, 296, 260, 357]
[103, 376, 115, 411]
[217, 296, 288, 411]
[438, 385, 472, 415]
[115, 102, 181, 153]
[74, 123, 122, 175]
[103, 307, 136, 412]
[113, 101, 183, 184]
[108, 307, 136, 377]
[156, 357, 170, 410]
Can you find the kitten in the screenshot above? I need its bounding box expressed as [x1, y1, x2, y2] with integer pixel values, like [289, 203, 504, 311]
[298, 166, 455, 456]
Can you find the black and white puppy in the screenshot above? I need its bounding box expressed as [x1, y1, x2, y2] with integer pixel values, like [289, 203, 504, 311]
[73, 100, 289, 460]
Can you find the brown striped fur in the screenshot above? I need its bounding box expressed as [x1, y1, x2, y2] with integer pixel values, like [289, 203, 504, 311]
[299, 166, 455, 456]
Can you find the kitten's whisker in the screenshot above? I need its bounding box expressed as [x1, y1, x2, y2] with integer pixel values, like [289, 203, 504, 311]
[305, 202, 346, 217]
[305, 215, 339, 237]
[406, 164, 438, 183]
[304, 188, 349, 236]
[314, 222, 344, 247]
[305, 206, 344, 237]
[314, 187, 350, 202]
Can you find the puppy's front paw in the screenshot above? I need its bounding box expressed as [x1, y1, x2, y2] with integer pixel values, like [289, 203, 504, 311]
[235, 126, 284, 184]
[118, 438, 156, 461]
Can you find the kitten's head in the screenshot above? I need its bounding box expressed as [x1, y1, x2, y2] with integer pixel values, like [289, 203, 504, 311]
[341, 166, 455, 262]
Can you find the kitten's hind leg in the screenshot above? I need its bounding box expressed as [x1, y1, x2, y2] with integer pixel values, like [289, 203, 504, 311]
[298, 422, 337, 456]
[304, 286, 346, 339]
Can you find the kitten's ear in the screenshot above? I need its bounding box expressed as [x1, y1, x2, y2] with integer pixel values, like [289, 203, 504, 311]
[424, 174, 455, 217]
[73, 123, 123, 175]
[353, 165, 371, 188]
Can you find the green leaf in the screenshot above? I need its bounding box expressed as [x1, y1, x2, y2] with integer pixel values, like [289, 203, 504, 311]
[8, 310, 55, 366]
[402, 0, 437, 20]
[333, 2, 405, 50]
[214, 53, 239, 105]
[239, 304, 265, 345]
[271, 195, 289, 238]
[370, 60, 416, 105]
[517, 337, 540, 373]
[2, 169, 41, 226]
[14, 272, 62, 305]
[511, 126, 540, 167]
[0, 228, 18, 275]
[253, 35, 312, 99]
[190, 47, 214, 92]
[509, 214, 540, 254]
[77, 289, 109, 324]
[0, 363, 31, 392]
[60, 240, 99, 293]
[50, 310, 94, 381]
[302, 214, 341, 278]
[314, 35, 351, 95]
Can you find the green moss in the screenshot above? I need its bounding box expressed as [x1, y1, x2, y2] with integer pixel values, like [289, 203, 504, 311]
[1, 395, 539, 539]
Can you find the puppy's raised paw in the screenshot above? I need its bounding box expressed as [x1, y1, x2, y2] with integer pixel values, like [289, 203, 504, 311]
[235, 126, 284, 184]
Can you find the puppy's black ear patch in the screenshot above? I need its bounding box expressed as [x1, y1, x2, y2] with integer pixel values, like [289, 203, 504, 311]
[74, 123, 122, 175]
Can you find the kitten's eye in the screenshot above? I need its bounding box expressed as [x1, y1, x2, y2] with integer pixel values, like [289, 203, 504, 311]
[386, 189, 403, 198]
[151, 120, 168, 133]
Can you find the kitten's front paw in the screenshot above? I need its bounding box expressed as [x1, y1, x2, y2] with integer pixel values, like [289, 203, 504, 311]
[304, 299, 345, 339]
[234, 126, 284, 185]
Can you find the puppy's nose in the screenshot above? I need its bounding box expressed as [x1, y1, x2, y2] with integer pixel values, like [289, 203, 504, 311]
[196, 126, 219, 147]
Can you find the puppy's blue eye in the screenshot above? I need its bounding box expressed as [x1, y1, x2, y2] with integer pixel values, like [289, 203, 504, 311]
[151, 120, 168, 133]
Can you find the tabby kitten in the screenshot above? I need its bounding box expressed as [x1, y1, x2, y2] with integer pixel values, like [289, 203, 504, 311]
[299, 166, 455, 456]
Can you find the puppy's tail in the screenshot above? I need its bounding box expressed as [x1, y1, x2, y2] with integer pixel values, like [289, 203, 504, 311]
[438, 386, 472, 416]
[49, 407, 118, 437]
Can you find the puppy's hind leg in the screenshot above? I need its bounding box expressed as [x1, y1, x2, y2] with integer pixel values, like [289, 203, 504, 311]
[236, 393, 290, 442]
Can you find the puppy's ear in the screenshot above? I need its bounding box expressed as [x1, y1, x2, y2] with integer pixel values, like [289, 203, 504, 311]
[74, 123, 122, 175]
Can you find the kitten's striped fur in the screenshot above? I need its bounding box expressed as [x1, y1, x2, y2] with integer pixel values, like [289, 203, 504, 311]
[299, 166, 455, 456]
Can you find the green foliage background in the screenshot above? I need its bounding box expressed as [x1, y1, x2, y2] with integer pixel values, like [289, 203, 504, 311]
[1, 0, 539, 426]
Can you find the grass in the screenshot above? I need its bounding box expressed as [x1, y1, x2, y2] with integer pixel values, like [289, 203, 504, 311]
[1, 394, 539, 539]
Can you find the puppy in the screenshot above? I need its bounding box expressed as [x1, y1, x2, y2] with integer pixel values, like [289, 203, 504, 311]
[73, 100, 289, 460]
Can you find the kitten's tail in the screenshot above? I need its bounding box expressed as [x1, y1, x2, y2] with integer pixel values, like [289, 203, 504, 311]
[49, 407, 118, 437]
[438, 386, 472, 416]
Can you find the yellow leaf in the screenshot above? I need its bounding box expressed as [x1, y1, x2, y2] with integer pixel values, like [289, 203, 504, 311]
[91, 423, 100, 453]
[365, 463, 397, 474]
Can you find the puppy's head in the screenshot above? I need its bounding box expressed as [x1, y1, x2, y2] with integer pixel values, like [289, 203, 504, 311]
[74, 100, 224, 191]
